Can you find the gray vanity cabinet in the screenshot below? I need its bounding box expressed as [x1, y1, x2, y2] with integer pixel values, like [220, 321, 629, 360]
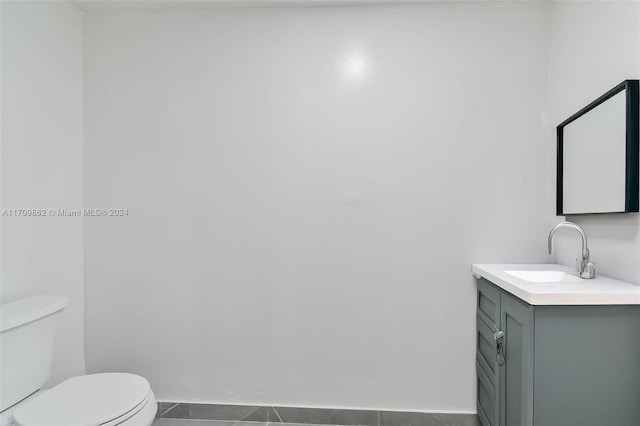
[476, 278, 640, 426]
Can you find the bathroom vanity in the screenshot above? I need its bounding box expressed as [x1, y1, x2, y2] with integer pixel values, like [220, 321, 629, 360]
[473, 264, 640, 426]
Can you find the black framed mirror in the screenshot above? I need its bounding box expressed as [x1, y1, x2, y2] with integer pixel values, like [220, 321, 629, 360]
[557, 80, 639, 215]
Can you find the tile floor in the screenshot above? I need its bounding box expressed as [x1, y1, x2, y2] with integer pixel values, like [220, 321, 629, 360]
[154, 421, 337, 426]
[154, 402, 480, 426]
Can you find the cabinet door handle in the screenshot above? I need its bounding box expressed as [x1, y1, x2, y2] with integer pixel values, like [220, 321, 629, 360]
[494, 330, 505, 366]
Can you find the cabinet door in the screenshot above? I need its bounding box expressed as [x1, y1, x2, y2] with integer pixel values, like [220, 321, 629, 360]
[499, 293, 534, 426]
[476, 279, 501, 426]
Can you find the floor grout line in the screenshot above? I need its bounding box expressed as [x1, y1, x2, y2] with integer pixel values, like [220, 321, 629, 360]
[238, 406, 261, 422]
[272, 407, 284, 423]
[160, 402, 180, 417]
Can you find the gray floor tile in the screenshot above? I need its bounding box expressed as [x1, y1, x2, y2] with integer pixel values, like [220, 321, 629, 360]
[188, 404, 269, 421]
[278, 424, 346, 426]
[160, 403, 268, 421]
[161, 403, 190, 418]
[154, 420, 269, 426]
[273, 407, 377, 426]
[158, 402, 180, 417]
[242, 407, 270, 422]
[380, 412, 480, 426]
[153, 420, 343, 426]
[268, 407, 284, 422]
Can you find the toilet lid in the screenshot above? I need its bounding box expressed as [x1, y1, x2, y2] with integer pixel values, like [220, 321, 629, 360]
[13, 373, 150, 426]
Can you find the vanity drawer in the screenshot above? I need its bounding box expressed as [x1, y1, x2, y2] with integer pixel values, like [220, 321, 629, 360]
[477, 278, 500, 328]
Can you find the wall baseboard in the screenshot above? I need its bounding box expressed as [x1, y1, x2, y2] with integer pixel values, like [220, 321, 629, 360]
[157, 401, 480, 426]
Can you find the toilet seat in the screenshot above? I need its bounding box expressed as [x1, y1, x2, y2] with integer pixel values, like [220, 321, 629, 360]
[12, 373, 152, 426]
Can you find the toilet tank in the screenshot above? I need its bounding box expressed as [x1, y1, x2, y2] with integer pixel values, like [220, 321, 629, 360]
[0, 295, 68, 412]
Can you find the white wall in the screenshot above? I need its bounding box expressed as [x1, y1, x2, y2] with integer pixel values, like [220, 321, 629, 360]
[84, 2, 549, 412]
[0, 1, 86, 384]
[547, 1, 640, 285]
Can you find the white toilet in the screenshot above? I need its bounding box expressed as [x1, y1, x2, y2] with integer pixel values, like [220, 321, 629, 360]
[0, 295, 157, 426]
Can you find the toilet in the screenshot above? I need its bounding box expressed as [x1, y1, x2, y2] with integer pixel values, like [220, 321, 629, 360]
[0, 295, 157, 426]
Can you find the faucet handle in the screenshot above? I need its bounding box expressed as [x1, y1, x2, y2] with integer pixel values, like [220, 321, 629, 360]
[581, 262, 596, 279]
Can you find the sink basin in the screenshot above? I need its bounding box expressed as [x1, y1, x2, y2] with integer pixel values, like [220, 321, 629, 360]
[505, 270, 582, 283]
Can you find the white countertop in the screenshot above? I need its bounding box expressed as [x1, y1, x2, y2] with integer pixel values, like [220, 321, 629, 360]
[472, 263, 640, 305]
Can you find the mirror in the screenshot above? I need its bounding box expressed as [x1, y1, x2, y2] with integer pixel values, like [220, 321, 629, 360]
[557, 80, 639, 215]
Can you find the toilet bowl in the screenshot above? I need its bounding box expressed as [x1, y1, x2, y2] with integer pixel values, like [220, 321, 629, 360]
[0, 296, 157, 426]
[8, 373, 157, 426]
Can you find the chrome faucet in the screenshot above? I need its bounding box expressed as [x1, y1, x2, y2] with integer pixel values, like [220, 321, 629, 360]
[548, 221, 596, 279]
